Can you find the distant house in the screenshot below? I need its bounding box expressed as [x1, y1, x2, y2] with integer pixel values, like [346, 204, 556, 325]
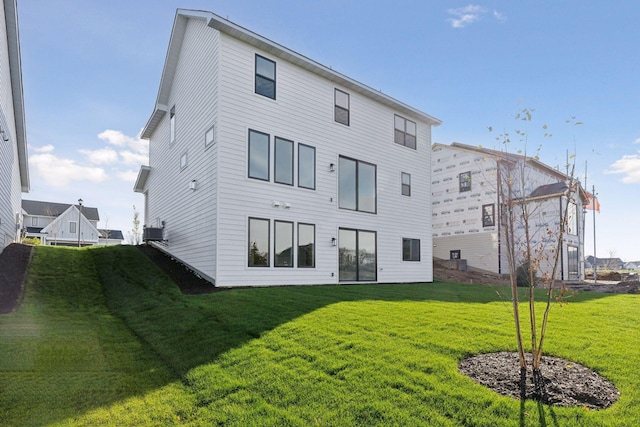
[0, 0, 29, 253]
[623, 261, 640, 271]
[97, 229, 124, 246]
[585, 256, 625, 271]
[22, 200, 105, 246]
[432, 142, 588, 281]
[134, 9, 441, 287]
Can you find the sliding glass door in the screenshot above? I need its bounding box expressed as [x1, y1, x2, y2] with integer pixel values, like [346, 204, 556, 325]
[338, 228, 376, 281]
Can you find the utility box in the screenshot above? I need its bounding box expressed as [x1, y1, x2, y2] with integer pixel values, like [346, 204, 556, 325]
[143, 227, 164, 242]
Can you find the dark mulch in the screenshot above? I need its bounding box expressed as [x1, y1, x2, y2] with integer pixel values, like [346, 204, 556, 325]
[459, 352, 619, 409]
[0, 243, 33, 314]
[136, 245, 219, 294]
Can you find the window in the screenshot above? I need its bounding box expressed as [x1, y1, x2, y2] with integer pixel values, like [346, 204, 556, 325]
[275, 137, 294, 186]
[339, 156, 376, 214]
[402, 238, 420, 261]
[248, 129, 270, 181]
[482, 204, 495, 227]
[401, 172, 411, 196]
[32, 217, 38, 226]
[459, 171, 471, 192]
[205, 125, 215, 147]
[69, 221, 77, 234]
[170, 106, 176, 143]
[567, 246, 579, 278]
[334, 89, 350, 125]
[255, 54, 276, 99]
[298, 223, 315, 268]
[248, 218, 269, 267]
[274, 221, 293, 267]
[339, 228, 377, 281]
[394, 115, 417, 149]
[298, 144, 316, 190]
[450, 250, 461, 260]
[180, 152, 188, 170]
[567, 202, 577, 235]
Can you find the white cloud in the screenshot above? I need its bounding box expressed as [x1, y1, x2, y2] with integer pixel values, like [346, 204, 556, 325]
[607, 155, 640, 183]
[98, 129, 148, 157]
[493, 10, 507, 22]
[634, 138, 640, 144]
[30, 144, 55, 153]
[119, 150, 148, 166]
[30, 152, 108, 187]
[117, 170, 139, 182]
[80, 147, 119, 165]
[447, 5, 486, 28]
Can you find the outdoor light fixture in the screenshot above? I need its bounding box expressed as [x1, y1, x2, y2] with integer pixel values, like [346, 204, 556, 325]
[77, 198, 83, 247]
[189, 179, 197, 190]
[329, 163, 335, 172]
[331, 237, 337, 246]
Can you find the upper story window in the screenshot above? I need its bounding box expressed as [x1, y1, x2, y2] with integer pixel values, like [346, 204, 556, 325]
[205, 125, 215, 148]
[401, 172, 411, 196]
[170, 106, 176, 143]
[180, 151, 188, 170]
[482, 204, 495, 227]
[69, 221, 77, 234]
[255, 54, 276, 99]
[32, 217, 38, 226]
[459, 171, 471, 192]
[394, 114, 416, 149]
[275, 137, 294, 186]
[298, 144, 316, 190]
[248, 129, 270, 181]
[567, 202, 577, 235]
[334, 89, 350, 126]
[339, 156, 377, 214]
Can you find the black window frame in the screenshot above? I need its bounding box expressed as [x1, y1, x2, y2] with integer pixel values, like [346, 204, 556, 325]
[334, 88, 350, 126]
[297, 223, 316, 268]
[402, 238, 420, 261]
[338, 155, 377, 214]
[274, 220, 294, 268]
[338, 228, 377, 282]
[248, 217, 270, 267]
[274, 137, 294, 186]
[482, 203, 495, 227]
[394, 114, 417, 149]
[248, 129, 270, 181]
[459, 171, 471, 192]
[450, 250, 461, 260]
[298, 143, 316, 190]
[255, 54, 276, 100]
[401, 172, 411, 197]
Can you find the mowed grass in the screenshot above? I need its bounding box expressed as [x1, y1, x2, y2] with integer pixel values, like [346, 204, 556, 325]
[0, 246, 638, 426]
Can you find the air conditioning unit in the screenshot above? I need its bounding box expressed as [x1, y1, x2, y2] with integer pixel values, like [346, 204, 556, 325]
[143, 227, 164, 242]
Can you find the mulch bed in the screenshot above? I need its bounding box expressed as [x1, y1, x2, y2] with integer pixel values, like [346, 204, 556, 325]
[0, 243, 33, 314]
[459, 352, 619, 409]
[136, 245, 219, 294]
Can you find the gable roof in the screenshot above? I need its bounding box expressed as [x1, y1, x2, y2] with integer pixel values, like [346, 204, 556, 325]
[3, 0, 29, 192]
[141, 9, 441, 139]
[98, 229, 124, 240]
[22, 199, 100, 222]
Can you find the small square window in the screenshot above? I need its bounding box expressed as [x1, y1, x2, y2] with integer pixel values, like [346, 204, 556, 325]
[401, 172, 411, 196]
[450, 250, 461, 260]
[205, 125, 215, 147]
[402, 238, 420, 261]
[334, 88, 350, 126]
[255, 54, 276, 99]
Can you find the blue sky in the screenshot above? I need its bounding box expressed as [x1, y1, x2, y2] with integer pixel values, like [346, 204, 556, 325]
[17, 1, 640, 261]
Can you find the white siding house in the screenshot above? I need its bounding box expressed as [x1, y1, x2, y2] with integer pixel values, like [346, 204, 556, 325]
[432, 142, 586, 281]
[22, 200, 101, 246]
[135, 9, 441, 287]
[0, 0, 29, 252]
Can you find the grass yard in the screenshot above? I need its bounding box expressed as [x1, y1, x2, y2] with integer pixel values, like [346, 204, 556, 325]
[1, 245, 638, 426]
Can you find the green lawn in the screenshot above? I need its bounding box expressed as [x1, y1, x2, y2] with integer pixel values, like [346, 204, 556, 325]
[1, 245, 638, 426]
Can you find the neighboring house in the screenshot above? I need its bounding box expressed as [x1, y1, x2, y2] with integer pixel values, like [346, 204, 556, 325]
[623, 262, 640, 271]
[585, 256, 625, 271]
[0, 0, 29, 253]
[431, 142, 587, 281]
[97, 229, 124, 246]
[22, 200, 101, 246]
[134, 9, 441, 287]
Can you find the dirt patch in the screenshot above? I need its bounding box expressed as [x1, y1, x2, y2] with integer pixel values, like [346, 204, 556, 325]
[459, 352, 619, 409]
[136, 245, 219, 294]
[0, 243, 33, 314]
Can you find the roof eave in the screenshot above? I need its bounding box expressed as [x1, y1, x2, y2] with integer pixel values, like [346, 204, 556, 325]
[134, 165, 151, 193]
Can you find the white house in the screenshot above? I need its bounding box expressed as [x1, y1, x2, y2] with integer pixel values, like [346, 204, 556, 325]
[432, 142, 587, 281]
[134, 9, 441, 287]
[0, 0, 29, 253]
[22, 200, 102, 246]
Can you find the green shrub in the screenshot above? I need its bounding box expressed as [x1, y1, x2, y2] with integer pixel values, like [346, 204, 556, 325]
[21, 237, 41, 246]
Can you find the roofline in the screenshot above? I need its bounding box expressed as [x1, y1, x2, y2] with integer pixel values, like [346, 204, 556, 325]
[4, 0, 29, 191]
[133, 165, 151, 193]
[141, 9, 441, 139]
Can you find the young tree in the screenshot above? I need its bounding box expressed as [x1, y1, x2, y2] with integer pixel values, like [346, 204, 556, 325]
[130, 205, 141, 245]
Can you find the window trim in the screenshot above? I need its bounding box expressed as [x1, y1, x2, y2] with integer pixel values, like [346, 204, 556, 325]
[297, 223, 316, 268]
[334, 88, 350, 126]
[274, 137, 294, 186]
[394, 114, 417, 149]
[248, 217, 270, 267]
[402, 238, 421, 261]
[298, 143, 316, 190]
[248, 129, 270, 182]
[482, 203, 495, 227]
[69, 221, 77, 234]
[338, 155, 377, 214]
[205, 124, 215, 148]
[255, 54, 276, 100]
[179, 151, 188, 170]
[170, 106, 176, 144]
[401, 172, 411, 197]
